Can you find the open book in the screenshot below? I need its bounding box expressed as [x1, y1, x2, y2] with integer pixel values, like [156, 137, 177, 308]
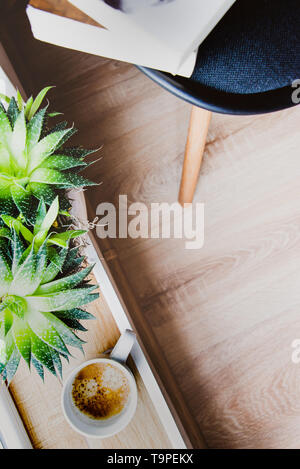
[27, 0, 236, 77]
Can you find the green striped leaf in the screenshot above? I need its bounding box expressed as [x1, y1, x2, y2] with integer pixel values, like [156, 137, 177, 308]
[0, 180, 16, 216]
[27, 309, 69, 356]
[27, 182, 56, 206]
[5, 348, 21, 385]
[56, 308, 95, 321]
[30, 242, 47, 293]
[49, 121, 68, 134]
[11, 229, 26, 275]
[10, 184, 34, 223]
[0, 333, 14, 367]
[12, 318, 31, 367]
[24, 96, 33, 120]
[40, 154, 87, 171]
[0, 227, 11, 240]
[16, 90, 23, 111]
[48, 112, 63, 118]
[8, 109, 27, 170]
[49, 347, 62, 378]
[35, 265, 94, 295]
[30, 168, 95, 188]
[1, 215, 34, 244]
[0, 362, 5, 376]
[63, 147, 99, 158]
[30, 332, 56, 376]
[0, 93, 10, 104]
[28, 128, 74, 174]
[8, 246, 36, 296]
[0, 143, 11, 172]
[48, 230, 86, 248]
[0, 102, 12, 142]
[3, 296, 27, 319]
[40, 196, 59, 233]
[7, 97, 20, 128]
[41, 247, 68, 284]
[28, 86, 54, 121]
[3, 309, 13, 336]
[0, 248, 12, 296]
[26, 107, 47, 150]
[57, 317, 88, 332]
[33, 198, 59, 249]
[62, 247, 80, 272]
[31, 355, 44, 381]
[27, 287, 98, 312]
[42, 311, 84, 350]
[34, 199, 47, 235]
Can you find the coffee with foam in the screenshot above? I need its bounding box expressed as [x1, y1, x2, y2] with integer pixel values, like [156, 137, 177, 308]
[72, 363, 130, 420]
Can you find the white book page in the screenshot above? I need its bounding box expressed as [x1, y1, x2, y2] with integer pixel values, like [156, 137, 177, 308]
[27, 6, 196, 77]
[69, 0, 236, 66]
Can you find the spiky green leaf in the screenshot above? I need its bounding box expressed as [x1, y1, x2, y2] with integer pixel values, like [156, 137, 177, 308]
[12, 318, 31, 367]
[30, 332, 56, 376]
[10, 184, 35, 223]
[41, 247, 68, 284]
[28, 128, 74, 174]
[16, 90, 24, 111]
[30, 168, 95, 188]
[49, 347, 62, 378]
[1, 215, 34, 244]
[5, 348, 21, 385]
[0, 93, 10, 104]
[0, 102, 12, 142]
[8, 109, 27, 169]
[27, 309, 69, 356]
[35, 264, 94, 295]
[27, 287, 98, 312]
[26, 107, 47, 150]
[57, 308, 95, 321]
[28, 182, 56, 206]
[31, 355, 44, 381]
[42, 311, 84, 350]
[3, 309, 13, 336]
[40, 154, 87, 171]
[8, 246, 36, 296]
[48, 230, 86, 248]
[0, 249, 12, 296]
[0, 333, 14, 368]
[24, 96, 33, 120]
[28, 86, 54, 120]
[7, 97, 20, 128]
[34, 199, 47, 235]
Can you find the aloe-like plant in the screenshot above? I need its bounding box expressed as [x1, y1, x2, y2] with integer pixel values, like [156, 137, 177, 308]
[0, 87, 97, 224]
[0, 197, 98, 383]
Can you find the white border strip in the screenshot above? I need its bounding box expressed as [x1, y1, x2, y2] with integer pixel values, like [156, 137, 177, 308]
[86, 240, 186, 449]
[0, 386, 32, 450]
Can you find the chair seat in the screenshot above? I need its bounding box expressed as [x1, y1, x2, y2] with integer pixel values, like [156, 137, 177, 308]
[191, 0, 300, 94]
[140, 0, 300, 114]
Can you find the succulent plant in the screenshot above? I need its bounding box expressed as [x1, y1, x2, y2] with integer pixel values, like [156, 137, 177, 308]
[0, 197, 98, 383]
[0, 87, 97, 224]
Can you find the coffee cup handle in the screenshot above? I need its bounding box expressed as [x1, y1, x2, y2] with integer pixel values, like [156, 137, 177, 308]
[110, 329, 136, 363]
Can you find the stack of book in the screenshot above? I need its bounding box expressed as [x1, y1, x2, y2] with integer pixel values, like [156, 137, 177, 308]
[27, 0, 236, 77]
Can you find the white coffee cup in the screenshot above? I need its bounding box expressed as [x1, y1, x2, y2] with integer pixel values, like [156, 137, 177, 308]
[61, 329, 137, 438]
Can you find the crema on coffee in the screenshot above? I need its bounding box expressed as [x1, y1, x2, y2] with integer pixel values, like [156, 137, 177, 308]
[72, 363, 130, 420]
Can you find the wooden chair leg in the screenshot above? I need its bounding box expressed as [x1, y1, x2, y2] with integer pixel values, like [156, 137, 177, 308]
[178, 106, 212, 205]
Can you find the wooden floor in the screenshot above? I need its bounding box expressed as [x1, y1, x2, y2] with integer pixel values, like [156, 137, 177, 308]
[6, 3, 300, 449]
